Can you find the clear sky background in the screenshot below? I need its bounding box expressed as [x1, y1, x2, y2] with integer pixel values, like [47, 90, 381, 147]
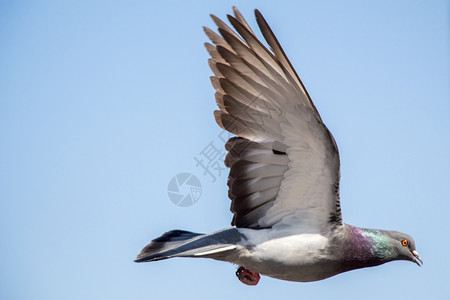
[1, 1, 449, 299]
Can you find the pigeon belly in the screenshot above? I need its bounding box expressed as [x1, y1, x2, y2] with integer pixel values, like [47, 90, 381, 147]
[233, 228, 340, 282]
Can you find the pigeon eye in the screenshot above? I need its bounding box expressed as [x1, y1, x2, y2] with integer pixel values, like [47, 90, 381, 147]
[401, 239, 408, 247]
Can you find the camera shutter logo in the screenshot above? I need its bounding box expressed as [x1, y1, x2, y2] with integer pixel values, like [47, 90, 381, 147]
[167, 173, 202, 207]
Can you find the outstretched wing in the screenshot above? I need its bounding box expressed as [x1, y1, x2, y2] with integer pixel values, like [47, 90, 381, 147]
[205, 8, 342, 231]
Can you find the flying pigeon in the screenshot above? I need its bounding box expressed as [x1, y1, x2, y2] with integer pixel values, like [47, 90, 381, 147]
[135, 7, 422, 285]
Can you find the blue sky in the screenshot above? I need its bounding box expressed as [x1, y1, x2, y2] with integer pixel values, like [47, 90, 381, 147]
[1, 1, 449, 299]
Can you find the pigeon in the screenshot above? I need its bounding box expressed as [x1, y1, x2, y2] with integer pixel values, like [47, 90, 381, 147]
[135, 7, 422, 285]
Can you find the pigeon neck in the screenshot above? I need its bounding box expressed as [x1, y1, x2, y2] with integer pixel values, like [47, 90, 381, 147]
[341, 225, 395, 270]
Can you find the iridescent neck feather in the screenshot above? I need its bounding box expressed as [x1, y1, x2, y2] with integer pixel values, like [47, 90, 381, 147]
[340, 225, 395, 271]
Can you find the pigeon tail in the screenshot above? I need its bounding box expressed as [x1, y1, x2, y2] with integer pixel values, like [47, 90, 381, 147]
[135, 230, 203, 262]
[135, 228, 242, 263]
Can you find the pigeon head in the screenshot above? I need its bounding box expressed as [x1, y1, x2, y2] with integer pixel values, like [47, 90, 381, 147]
[343, 226, 422, 270]
[386, 231, 423, 267]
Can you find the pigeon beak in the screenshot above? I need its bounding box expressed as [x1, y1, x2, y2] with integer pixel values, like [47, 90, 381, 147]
[410, 250, 423, 267]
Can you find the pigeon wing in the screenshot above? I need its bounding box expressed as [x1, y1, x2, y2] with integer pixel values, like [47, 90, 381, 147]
[205, 8, 342, 231]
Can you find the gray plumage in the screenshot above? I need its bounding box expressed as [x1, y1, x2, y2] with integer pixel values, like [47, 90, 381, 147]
[135, 7, 422, 283]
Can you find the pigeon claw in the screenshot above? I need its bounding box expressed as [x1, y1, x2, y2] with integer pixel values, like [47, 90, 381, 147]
[236, 266, 260, 286]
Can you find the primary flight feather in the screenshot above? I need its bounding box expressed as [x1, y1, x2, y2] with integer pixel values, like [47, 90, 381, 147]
[135, 7, 422, 285]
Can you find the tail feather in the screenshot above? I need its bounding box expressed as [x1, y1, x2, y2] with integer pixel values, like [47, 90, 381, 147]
[135, 230, 203, 262]
[135, 228, 242, 263]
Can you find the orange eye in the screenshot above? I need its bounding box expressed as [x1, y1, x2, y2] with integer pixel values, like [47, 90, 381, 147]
[401, 239, 408, 247]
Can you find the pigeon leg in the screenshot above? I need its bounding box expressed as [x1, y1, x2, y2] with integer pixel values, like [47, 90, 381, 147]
[236, 266, 260, 286]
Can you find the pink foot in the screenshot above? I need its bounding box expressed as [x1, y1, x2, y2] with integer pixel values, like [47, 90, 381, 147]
[236, 266, 260, 286]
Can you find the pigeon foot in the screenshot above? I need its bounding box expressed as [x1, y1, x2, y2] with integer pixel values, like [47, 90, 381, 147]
[236, 266, 260, 286]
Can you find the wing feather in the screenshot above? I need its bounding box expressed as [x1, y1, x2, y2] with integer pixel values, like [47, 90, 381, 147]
[205, 8, 342, 230]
